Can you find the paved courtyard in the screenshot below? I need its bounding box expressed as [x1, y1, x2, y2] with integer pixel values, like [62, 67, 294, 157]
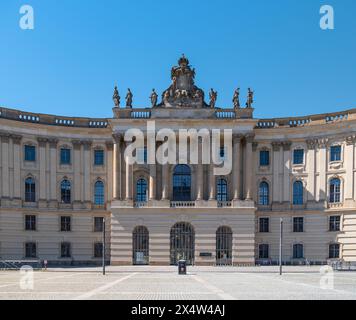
[0, 266, 356, 300]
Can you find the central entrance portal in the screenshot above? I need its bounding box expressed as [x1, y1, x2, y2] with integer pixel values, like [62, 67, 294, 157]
[170, 222, 195, 265]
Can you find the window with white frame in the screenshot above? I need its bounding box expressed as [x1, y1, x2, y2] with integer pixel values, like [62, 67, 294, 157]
[329, 243, 340, 259]
[329, 178, 341, 203]
[329, 216, 341, 231]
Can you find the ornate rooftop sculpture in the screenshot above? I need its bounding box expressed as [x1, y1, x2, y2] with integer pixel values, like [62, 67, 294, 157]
[159, 55, 207, 108]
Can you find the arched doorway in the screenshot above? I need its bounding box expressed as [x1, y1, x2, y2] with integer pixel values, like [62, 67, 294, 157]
[132, 226, 149, 265]
[170, 222, 195, 265]
[216, 226, 233, 266]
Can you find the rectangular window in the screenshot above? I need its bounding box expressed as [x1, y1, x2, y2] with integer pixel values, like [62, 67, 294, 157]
[329, 216, 341, 232]
[260, 150, 270, 166]
[293, 149, 304, 165]
[94, 150, 104, 165]
[25, 215, 36, 231]
[60, 148, 71, 165]
[94, 217, 104, 232]
[137, 147, 147, 164]
[259, 217, 269, 233]
[293, 217, 304, 233]
[329, 244, 340, 259]
[330, 146, 341, 162]
[25, 242, 37, 258]
[94, 242, 103, 258]
[259, 244, 269, 259]
[293, 244, 304, 259]
[24, 145, 36, 162]
[61, 242, 71, 258]
[60, 216, 71, 232]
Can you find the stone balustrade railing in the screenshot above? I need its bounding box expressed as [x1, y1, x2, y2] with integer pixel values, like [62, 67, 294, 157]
[217, 201, 232, 208]
[134, 201, 149, 208]
[256, 109, 356, 129]
[0, 107, 109, 128]
[170, 201, 196, 208]
[2, 106, 355, 129]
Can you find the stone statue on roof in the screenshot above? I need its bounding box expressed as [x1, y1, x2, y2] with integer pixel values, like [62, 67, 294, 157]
[233, 88, 240, 109]
[113, 86, 120, 107]
[150, 89, 158, 107]
[125, 88, 133, 108]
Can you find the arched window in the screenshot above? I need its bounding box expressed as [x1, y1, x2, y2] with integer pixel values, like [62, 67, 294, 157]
[133, 226, 149, 265]
[61, 179, 71, 204]
[94, 180, 105, 205]
[173, 165, 191, 201]
[217, 178, 228, 201]
[25, 177, 36, 202]
[259, 181, 269, 205]
[293, 181, 304, 205]
[170, 222, 195, 265]
[216, 226, 232, 266]
[330, 178, 341, 203]
[136, 178, 147, 202]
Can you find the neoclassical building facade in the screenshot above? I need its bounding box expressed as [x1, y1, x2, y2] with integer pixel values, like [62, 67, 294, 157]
[0, 56, 355, 266]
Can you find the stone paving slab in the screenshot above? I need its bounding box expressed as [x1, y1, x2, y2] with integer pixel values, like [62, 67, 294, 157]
[0, 267, 355, 300]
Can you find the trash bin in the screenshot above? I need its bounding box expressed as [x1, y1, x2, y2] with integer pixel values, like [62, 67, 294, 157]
[178, 260, 187, 275]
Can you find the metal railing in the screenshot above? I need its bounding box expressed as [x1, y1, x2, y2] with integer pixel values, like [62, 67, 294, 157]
[0, 259, 42, 270]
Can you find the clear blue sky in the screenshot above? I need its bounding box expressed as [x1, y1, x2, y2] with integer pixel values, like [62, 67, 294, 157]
[0, 0, 355, 119]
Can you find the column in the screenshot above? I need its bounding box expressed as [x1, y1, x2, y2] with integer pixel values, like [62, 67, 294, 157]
[149, 164, 156, 201]
[282, 141, 291, 203]
[72, 140, 82, 203]
[106, 141, 114, 201]
[12, 135, 22, 201]
[306, 139, 317, 202]
[125, 143, 133, 200]
[162, 163, 169, 200]
[232, 134, 242, 200]
[345, 136, 355, 201]
[1, 133, 10, 200]
[82, 140, 92, 204]
[209, 163, 216, 200]
[113, 133, 122, 200]
[195, 137, 204, 201]
[37, 137, 47, 204]
[272, 141, 281, 203]
[244, 134, 254, 200]
[48, 138, 58, 206]
[318, 138, 327, 202]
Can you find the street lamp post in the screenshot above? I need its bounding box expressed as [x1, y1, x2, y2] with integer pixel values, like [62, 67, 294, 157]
[102, 217, 106, 275]
[279, 218, 283, 276]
